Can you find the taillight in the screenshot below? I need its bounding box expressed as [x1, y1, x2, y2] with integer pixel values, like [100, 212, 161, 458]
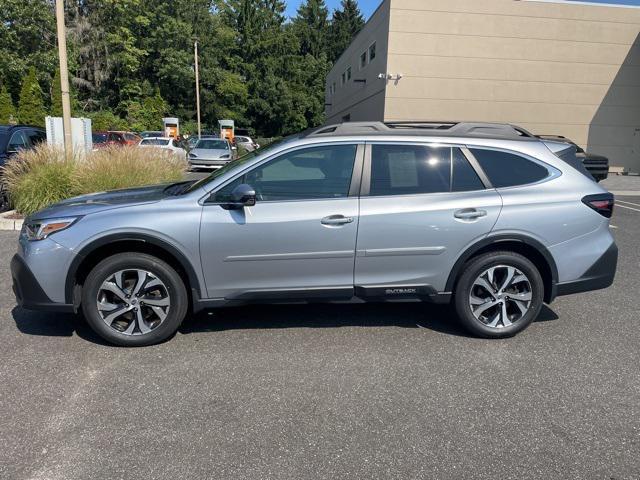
[582, 193, 614, 218]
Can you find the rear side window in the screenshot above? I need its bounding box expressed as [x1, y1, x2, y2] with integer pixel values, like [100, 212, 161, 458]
[470, 148, 549, 188]
[370, 144, 451, 196]
[369, 145, 484, 196]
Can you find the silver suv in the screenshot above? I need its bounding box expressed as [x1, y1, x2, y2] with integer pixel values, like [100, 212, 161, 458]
[11, 122, 618, 346]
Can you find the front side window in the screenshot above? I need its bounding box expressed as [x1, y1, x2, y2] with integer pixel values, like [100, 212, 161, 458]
[347, 67, 352, 81]
[341, 72, 346, 85]
[213, 144, 357, 202]
[360, 51, 367, 69]
[470, 148, 549, 188]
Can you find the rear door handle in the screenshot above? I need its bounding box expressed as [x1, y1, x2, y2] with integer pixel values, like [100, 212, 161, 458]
[454, 208, 487, 220]
[321, 215, 354, 226]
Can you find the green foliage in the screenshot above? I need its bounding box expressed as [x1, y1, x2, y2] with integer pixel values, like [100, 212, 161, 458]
[7, 0, 367, 136]
[17, 67, 46, 126]
[329, 0, 365, 62]
[292, 0, 330, 57]
[3, 144, 187, 215]
[0, 84, 16, 124]
[87, 111, 129, 131]
[126, 88, 169, 131]
[50, 68, 63, 117]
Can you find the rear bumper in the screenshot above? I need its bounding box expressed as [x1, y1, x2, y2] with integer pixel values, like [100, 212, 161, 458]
[10, 255, 75, 312]
[555, 242, 618, 297]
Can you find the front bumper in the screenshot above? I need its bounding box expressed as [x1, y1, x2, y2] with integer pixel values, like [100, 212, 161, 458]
[10, 255, 75, 312]
[555, 242, 618, 297]
[188, 158, 231, 169]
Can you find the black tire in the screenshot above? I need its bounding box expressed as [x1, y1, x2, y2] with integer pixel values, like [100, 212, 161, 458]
[81, 253, 188, 346]
[453, 251, 544, 338]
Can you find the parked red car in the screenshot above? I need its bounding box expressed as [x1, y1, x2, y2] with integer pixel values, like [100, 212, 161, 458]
[92, 131, 141, 149]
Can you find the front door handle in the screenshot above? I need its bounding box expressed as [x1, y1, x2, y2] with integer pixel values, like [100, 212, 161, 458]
[321, 215, 354, 226]
[454, 208, 487, 220]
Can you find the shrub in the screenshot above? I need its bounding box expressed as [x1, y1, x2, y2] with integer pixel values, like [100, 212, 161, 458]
[77, 146, 187, 194]
[2, 144, 188, 216]
[2, 145, 79, 215]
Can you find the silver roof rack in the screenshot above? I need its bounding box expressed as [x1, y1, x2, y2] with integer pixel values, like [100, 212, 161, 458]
[307, 121, 536, 141]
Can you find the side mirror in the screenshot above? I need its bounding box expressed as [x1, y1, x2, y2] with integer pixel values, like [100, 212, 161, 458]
[223, 183, 256, 210]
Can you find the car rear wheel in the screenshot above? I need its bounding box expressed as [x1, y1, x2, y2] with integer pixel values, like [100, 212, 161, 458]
[81, 253, 188, 346]
[454, 251, 544, 338]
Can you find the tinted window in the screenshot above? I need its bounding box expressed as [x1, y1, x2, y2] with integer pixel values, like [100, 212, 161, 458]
[140, 138, 170, 146]
[214, 145, 357, 202]
[93, 133, 108, 144]
[452, 148, 484, 192]
[7, 131, 28, 152]
[27, 129, 46, 146]
[197, 140, 229, 150]
[471, 149, 549, 188]
[370, 144, 451, 196]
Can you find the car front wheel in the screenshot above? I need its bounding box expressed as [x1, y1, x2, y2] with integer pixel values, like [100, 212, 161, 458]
[81, 253, 188, 346]
[454, 251, 544, 338]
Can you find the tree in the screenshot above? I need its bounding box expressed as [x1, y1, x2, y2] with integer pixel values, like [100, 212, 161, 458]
[0, 84, 17, 124]
[17, 67, 46, 126]
[50, 68, 63, 117]
[292, 0, 329, 57]
[328, 0, 365, 62]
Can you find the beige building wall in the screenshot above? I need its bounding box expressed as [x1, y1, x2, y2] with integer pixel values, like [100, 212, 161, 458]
[326, 0, 640, 172]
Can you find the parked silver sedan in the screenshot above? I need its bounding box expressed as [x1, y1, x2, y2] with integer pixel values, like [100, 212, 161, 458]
[188, 139, 233, 170]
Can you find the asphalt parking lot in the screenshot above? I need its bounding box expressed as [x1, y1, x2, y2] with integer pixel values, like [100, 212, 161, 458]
[1, 201, 639, 480]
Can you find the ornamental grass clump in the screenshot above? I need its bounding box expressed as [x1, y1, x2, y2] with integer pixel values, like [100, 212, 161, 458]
[77, 146, 187, 194]
[1, 144, 188, 216]
[1, 144, 79, 216]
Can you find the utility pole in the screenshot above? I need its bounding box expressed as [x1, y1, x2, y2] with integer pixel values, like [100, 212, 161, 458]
[194, 40, 202, 139]
[55, 0, 73, 155]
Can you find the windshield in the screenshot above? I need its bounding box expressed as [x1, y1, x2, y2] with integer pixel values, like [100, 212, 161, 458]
[196, 139, 229, 150]
[141, 138, 170, 146]
[92, 133, 108, 144]
[184, 137, 293, 194]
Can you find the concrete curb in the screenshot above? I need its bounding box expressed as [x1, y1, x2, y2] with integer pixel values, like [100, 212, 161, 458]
[0, 211, 23, 231]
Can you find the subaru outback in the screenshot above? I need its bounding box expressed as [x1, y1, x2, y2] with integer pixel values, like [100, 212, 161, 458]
[11, 122, 617, 346]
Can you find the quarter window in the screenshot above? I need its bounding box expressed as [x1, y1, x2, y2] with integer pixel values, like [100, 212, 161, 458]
[470, 148, 549, 188]
[360, 51, 367, 69]
[213, 145, 357, 202]
[347, 67, 352, 81]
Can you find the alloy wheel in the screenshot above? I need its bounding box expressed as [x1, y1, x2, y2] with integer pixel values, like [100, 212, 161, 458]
[469, 265, 533, 329]
[96, 269, 170, 335]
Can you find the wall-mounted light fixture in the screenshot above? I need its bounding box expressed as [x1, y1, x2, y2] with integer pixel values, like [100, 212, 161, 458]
[378, 73, 403, 81]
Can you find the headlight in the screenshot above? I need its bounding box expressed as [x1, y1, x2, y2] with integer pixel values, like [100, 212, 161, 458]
[189, 153, 198, 158]
[221, 154, 231, 159]
[23, 217, 79, 241]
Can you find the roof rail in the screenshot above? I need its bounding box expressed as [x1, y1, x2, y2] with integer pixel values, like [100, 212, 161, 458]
[307, 121, 536, 140]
